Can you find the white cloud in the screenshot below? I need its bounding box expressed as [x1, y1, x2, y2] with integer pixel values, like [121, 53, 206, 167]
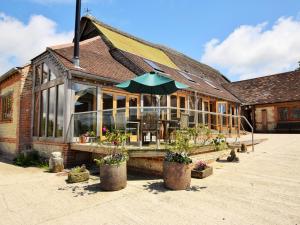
[0, 13, 73, 74]
[201, 16, 300, 80]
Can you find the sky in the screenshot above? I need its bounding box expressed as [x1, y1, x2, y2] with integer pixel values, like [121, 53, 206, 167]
[0, 0, 300, 81]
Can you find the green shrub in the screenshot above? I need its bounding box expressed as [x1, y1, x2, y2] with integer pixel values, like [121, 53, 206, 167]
[14, 151, 48, 168]
[94, 129, 129, 166]
[212, 134, 228, 151]
[165, 129, 192, 164]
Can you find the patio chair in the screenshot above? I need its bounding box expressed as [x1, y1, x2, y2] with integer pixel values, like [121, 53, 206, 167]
[141, 112, 160, 144]
[167, 112, 189, 143]
[113, 112, 140, 143]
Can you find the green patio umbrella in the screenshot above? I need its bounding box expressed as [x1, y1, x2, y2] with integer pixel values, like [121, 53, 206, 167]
[115, 71, 189, 95]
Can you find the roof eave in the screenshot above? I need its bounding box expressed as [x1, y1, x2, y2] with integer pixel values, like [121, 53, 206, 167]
[0, 68, 19, 83]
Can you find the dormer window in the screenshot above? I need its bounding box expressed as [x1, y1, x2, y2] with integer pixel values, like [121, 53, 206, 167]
[144, 59, 164, 72]
[178, 71, 195, 83]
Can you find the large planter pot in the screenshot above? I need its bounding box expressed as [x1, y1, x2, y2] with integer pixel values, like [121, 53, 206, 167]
[100, 161, 127, 191]
[191, 167, 213, 179]
[163, 161, 192, 190]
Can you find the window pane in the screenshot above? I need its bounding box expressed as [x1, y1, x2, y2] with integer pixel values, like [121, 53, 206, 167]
[160, 95, 167, 107]
[189, 95, 195, 124]
[42, 63, 49, 84]
[129, 97, 137, 121]
[198, 98, 203, 124]
[278, 108, 288, 121]
[35, 64, 41, 86]
[40, 90, 47, 136]
[218, 103, 227, 125]
[180, 97, 185, 108]
[56, 84, 64, 137]
[180, 96, 185, 113]
[171, 95, 177, 120]
[49, 70, 57, 81]
[73, 83, 97, 113]
[102, 93, 113, 134]
[204, 102, 209, 125]
[33, 93, 40, 136]
[47, 87, 55, 137]
[291, 108, 300, 120]
[117, 95, 126, 109]
[143, 95, 156, 107]
[1, 94, 13, 121]
[74, 112, 97, 137]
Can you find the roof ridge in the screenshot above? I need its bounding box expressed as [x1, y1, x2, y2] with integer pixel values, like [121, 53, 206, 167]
[231, 70, 299, 84]
[49, 36, 100, 50]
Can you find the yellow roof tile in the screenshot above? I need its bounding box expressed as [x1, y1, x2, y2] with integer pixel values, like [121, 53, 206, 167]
[93, 22, 179, 70]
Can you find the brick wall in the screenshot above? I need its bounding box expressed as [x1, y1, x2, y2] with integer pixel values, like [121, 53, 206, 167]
[0, 65, 33, 159]
[16, 65, 33, 152]
[0, 72, 21, 159]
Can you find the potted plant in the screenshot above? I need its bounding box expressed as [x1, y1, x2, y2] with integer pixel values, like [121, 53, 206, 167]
[191, 160, 213, 179]
[67, 164, 90, 183]
[212, 134, 227, 151]
[94, 129, 129, 191]
[163, 129, 193, 190]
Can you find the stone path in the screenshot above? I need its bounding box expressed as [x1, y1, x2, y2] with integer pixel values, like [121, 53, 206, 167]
[0, 133, 300, 225]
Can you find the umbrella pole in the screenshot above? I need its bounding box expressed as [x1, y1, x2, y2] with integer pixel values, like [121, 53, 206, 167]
[157, 95, 160, 149]
[140, 94, 144, 149]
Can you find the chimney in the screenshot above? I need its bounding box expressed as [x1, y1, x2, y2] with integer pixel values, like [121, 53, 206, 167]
[73, 0, 81, 68]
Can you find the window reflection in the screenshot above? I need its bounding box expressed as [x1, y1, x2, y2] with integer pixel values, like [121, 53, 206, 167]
[35, 64, 41, 86]
[40, 90, 47, 136]
[73, 83, 97, 113]
[102, 93, 113, 134]
[55, 84, 64, 137]
[72, 83, 97, 137]
[42, 63, 48, 84]
[278, 108, 288, 121]
[50, 70, 57, 81]
[171, 95, 177, 120]
[33, 93, 40, 136]
[47, 87, 55, 136]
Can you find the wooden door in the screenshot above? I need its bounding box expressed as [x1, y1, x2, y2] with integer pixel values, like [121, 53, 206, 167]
[262, 109, 268, 131]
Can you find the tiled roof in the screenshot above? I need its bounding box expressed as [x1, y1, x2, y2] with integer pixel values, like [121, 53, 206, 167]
[50, 36, 135, 82]
[50, 16, 239, 102]
[121, 50, 239, 102]
[223, 70, 300, 105]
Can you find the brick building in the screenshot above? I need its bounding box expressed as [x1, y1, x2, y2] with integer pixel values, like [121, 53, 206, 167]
[0, 16, 242, 163]
[0, 15, 298, 164]
[0, 65, 32, 160]
[225, 70, 300, 133]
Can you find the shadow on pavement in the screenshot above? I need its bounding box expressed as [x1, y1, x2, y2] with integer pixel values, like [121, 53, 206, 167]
[143, 181, 207, 194]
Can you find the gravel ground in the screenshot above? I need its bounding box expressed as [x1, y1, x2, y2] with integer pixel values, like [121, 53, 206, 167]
[0, 133, 299, 225]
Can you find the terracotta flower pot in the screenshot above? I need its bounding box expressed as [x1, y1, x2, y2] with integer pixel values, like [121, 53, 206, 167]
[163, 161, 192, 190]
[99, 161, 127, 191]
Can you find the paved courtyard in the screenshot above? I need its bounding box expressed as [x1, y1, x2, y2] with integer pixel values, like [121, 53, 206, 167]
[0, 134, 300, 225]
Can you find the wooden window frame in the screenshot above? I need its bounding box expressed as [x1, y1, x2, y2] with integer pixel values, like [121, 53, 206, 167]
[1, 93, 13, 122]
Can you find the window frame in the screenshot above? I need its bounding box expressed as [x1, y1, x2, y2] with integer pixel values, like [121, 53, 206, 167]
[1, 92, 13, 122]
[32, 62, 64, 139]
